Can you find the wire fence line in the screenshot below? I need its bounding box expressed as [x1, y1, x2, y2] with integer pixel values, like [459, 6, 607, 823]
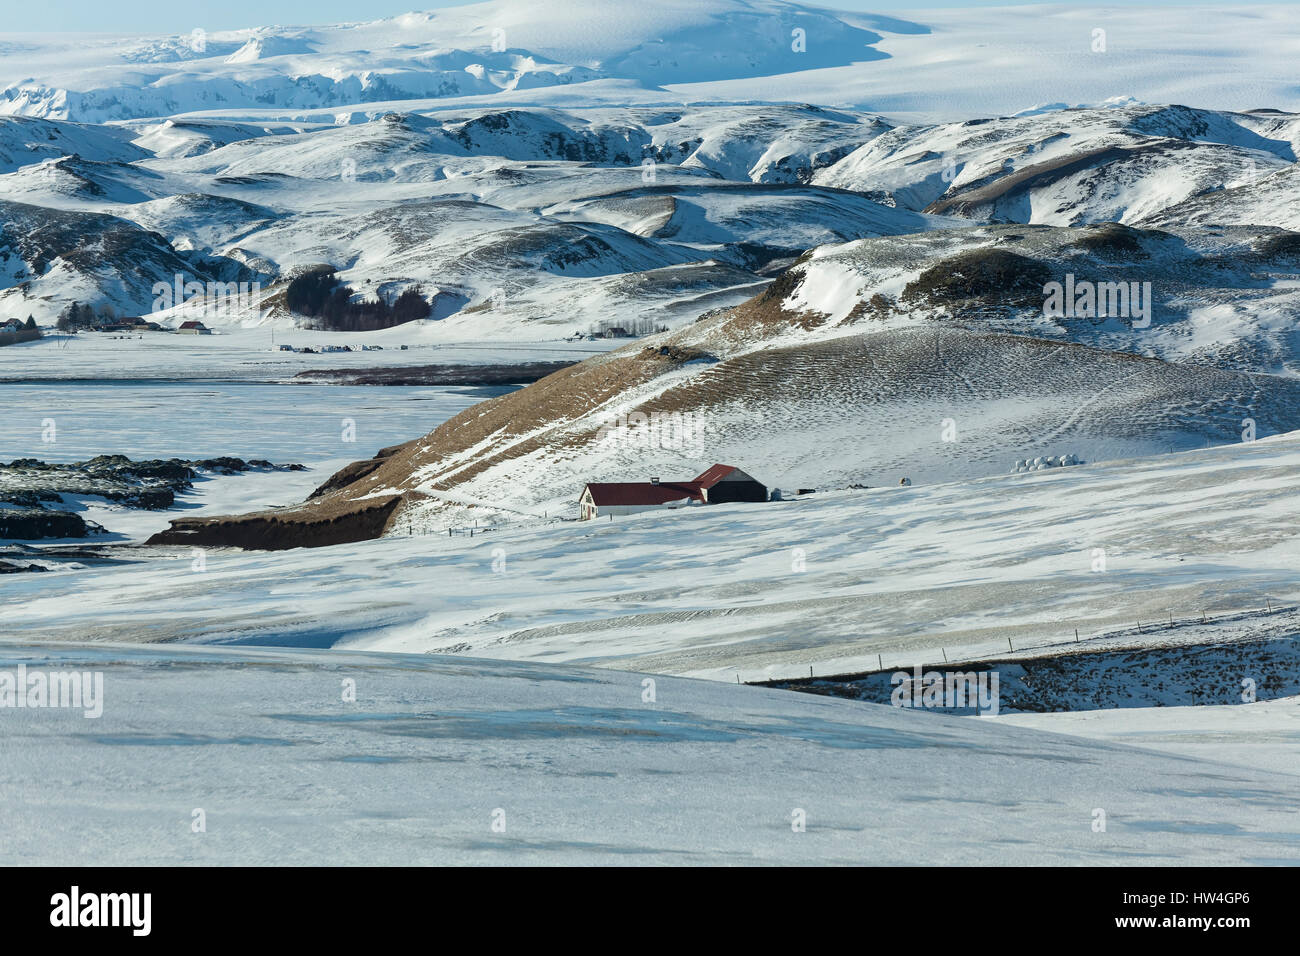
[747, 600, 1299, 686]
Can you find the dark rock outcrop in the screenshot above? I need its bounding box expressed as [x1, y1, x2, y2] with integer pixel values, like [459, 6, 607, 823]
[146, 495, 403, 551]
[0, 507, 90, 540]
[0, 455, 304, 541]
[0, 559, 48, 573]
[292, 360, 575, 386]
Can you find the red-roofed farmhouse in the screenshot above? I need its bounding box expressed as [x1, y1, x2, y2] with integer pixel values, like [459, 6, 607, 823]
[579, 465, 766, 520]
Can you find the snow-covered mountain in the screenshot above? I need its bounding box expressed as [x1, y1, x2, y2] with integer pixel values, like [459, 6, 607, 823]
[0, 102, 948, 322]
[0, 1, 900, 123]
[2, 3, 1299, 328]
[814, 104, 1299, 225]
[4, 96, 1300, 331]
[2, 1, 1299, 124]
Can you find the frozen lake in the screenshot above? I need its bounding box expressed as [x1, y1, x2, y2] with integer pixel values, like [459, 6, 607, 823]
[0, 381, 509, 542]
[1, 381, 510, 465]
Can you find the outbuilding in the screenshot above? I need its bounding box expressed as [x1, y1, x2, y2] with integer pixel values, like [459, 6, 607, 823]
[692, 464, 768, 503]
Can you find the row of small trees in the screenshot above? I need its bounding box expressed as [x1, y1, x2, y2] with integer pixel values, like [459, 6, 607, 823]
[287, 267, 432, 332]
[56, 302, 115, 331]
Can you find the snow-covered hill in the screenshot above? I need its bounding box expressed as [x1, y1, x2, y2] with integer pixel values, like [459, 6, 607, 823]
[814, 104, 1298, 225]
[0, 102, 954, 322]
[4, 96, 1300, 333]
[0, 199, 232, 319]
[1146, 160, 1300, 232]
[0, 115, 146, 173]
[778, 221, 1300, 373]
[2, 6, 1299, 333]
[6, 641, 1297, 865]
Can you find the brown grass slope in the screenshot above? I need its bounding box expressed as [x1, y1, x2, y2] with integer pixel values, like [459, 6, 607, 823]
[144, 286, 816, 549]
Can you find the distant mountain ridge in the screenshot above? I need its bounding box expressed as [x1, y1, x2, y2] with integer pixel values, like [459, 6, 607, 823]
[4, 99, 1300, 329]
[2, 2, 1299, 124]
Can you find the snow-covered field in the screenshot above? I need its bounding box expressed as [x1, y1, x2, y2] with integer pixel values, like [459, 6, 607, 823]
[0, 381, 498, 462]
[1000, 696, 1300, 778]
[2, 640, 1297, 865]
[0, 328, 606, 382]
[7, 427, 1299, 688]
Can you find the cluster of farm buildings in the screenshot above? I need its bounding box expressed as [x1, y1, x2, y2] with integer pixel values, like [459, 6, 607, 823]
[277, 343, 400, 354]
[579, 464, 768, 520]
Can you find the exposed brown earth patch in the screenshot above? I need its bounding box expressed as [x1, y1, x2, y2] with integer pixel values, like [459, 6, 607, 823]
[146, 495, 403, 551]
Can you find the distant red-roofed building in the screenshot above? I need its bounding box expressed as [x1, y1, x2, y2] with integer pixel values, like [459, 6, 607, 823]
[578, 465, 766, 520]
